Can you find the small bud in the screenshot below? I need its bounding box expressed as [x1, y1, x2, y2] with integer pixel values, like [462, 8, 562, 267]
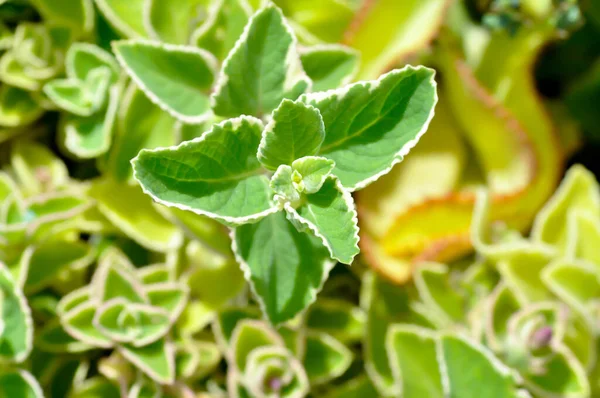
[530, 326, 553, 350]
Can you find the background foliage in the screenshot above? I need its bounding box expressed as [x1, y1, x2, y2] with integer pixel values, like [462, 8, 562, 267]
[0, 0, 599, 397]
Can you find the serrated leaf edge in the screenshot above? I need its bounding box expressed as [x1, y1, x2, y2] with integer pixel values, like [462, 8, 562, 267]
[0, 263, 33, 363]
[300, 65, 437, 192]
[113, 39, 218, 124]
[230, 226, 336, 325]
[210, 3, 312, 116]
[283, 176, 360, 264]
[132, 115, 280, 226]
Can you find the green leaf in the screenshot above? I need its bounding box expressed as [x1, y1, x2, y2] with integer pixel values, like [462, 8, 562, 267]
[113, 40, 217, 123]
[440, 333, 518, 398]
[10, 139, 68, 196]
[62, 302, 113, 348]
[0, 86, 43, 128]
[192, 0, 253, 60]
[145, 0, 208, 44]
[94, 0, 148, 38]
[322, 376, 379, 398]
[94, 299, 171, 346]
[414, 263, 465, 324]
[300, 45, 359, 92]
[566, 209, 600, 265]
[212, 306, 261, 347]
[119, 339, 175, 384]
[133, 116, 277, 226]
[22, 240, 93, 293]
[232, 211, 335, 324]
[300, 66, 437, 191]
[66, 42, 119, 81]
[270, 165, 300, 204]
[107, 83, 176, 183]
[291, 156, 335, 194]
[532, 165, 600, 250]
[485, 284, 521, 352]
[61, 83, 120, 158]
[145, 282, 189, 320]
[0, 370, 43, 398]
[306, 299, 365, 343]
[45, 68, 113, 117]
[258, 99, 325, 170]
[70, 377, 120, 398]
[211, 4, 310, 118]
[285, 176, 359, 264]
[0, 263, 33, 362]
[304, 331, 352, 385]
[30, 0, 94, 36]
[37, 319, 93, 353]
[185, 242, 245, 309]
[542, 260, 600, 316]
[90, 249, 147, 304]
[497, 246, 554, 304]
[88, 178, 182, 252]
[523, 345, 590, 397]
[386, 325, 445, 398]
[230, 319, 282, 371]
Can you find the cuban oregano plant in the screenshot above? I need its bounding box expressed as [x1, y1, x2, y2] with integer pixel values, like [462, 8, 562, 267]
[122, 3, 438, 324]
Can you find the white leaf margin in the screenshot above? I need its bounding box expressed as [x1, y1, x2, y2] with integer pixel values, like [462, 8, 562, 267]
[113, 39, 218, 124]
[132, 115, 280, 227]
[230, 225, 336, 326]
[210, 2, 312, 117]
[0, 262, 33, 363]
[118, 339, 176, 384]
[284, 176, 360, 264]
[300, 65, 438, 192]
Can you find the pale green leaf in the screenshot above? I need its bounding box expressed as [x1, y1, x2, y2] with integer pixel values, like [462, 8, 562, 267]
[145, 0, 209, 44]
[114, 40, 217, 123]
[523, 345, 590, 398]
[542, 260, 600, 316]
[300, 45, 359, 91]
[94, 0, 148, 38]
[212, 306, 261, 347]
[37, 320, 93, 353]
[94, 299, 171, 346]
[232, 211, 334, 324]
[566, 210, 600, 266]
[270, 165, 300, 204]
[497, 246, 554, 304]
[108, 84, 176, 183]
[258, 99, 325, 170]
[291, 156, 335, 194]
[192, 0, 253, 60]
[322, 376, 379, 398]
[0, 264, 33, 362]
[414, 263, 465, 324]
[306, 299, 365, 343]
[230, 319, 282, 371]
[45, 67, 112, 117]
[70, 377, 120, 398]
[10, 139, 68, 196]
[66, 42, 119, 81]
[285, 176, 359, 264]
[88, 178, 182, 252]
[22, 240, 93, 293]
[30, 0, 94, 36]
[0, 370, 43, 398]
[119, 339, 175, 384]
[145, 283, 189, 320]
[304, 331, 353, 385]
[90, 250, 147, 304]
[61, 83, 120, 158]
[532, 165, 600, 250]
[133, 116, 278, 226]
[211, 4, 311, 118]
[300, 66, 437, 191]
[386, 325, 445, 398]
[0, 86, 43, 128]
[440, 333, 518, 398]
[62, 302, 113, 348]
